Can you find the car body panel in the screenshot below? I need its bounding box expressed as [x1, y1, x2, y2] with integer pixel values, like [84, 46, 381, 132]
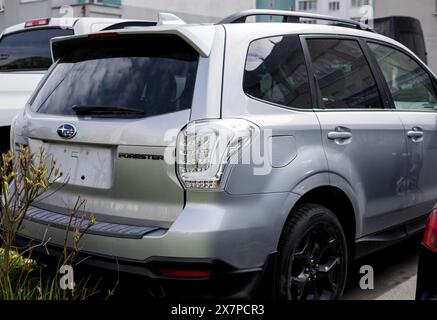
[16, 26, 226, 227]
[315, 110, 408, 236]
[396, 112, 437, 221]
[10, 21, 437, 280]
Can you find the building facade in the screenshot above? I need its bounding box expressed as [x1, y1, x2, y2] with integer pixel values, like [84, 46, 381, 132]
[121, 0, 297, 23]
[256, 0, 295, 11]
[121, 0, 257, 23]
[295, 0, 372, 21]
[255, 0, 295, 21]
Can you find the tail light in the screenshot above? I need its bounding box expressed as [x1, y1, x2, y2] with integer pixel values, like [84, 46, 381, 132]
[88, 32, 119, 40]
[423, 208, 437, 252]
[25, 18, 50, 28]
[176, 119, 259, 190]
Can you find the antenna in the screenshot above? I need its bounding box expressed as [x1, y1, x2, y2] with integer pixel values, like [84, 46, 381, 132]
[157, 13, 186, 26]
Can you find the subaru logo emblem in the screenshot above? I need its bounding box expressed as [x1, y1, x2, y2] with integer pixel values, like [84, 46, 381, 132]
[57, 124, 77, 139]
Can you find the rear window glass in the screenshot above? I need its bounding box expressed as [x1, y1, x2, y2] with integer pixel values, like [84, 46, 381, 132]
[243, 35, 312, 109]
[31, 35, 199, 118]
[0, 28, 74, 71]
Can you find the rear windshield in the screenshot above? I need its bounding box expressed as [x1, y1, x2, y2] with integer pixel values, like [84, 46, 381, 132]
[0, 28, 74, 71]
[31, 35, 199, 118]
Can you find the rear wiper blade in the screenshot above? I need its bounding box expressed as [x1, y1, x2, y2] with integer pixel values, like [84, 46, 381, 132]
[72, 105, 146, 116]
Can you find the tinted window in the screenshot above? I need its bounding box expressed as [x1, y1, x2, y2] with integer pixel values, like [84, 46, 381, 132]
[307, 38, 383, 109]
[32, 35, 199, 118]
[243, 35, 312, 109]
[368, 42, 437, 110]
[0, 28, 74, 71]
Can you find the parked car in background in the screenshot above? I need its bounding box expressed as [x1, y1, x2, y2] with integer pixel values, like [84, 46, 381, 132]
[0, 17, 156, 154]
[416, 206, 437, 300]
[374, 16, 427, 65]
[11, 9, 437, 299]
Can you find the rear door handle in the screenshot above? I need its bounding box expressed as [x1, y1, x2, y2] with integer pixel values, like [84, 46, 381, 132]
[407, 128, 424, 140]
[328, 131, 352, 140]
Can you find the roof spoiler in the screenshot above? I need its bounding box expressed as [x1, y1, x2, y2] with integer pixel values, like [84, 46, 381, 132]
[51, 26, 215, 60]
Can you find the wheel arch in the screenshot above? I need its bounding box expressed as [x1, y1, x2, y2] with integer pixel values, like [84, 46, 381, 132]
[281, 185, 358, 258]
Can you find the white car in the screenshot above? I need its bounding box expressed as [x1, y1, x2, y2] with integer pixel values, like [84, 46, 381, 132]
[0, 17, 155, 153]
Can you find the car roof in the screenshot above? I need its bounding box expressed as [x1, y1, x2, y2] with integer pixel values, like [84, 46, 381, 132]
[1, 17, 153, 35]
[221, 22, 434, 72]
[221, 22, 406, 48]
[49, 20, 434, 76]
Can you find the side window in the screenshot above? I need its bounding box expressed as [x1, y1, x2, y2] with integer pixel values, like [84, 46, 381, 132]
[243, 35, 312, 109]
[368, 42, 437, 111]
[306, 38, 383, 109]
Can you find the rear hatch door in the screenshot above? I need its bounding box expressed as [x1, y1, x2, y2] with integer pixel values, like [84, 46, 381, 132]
[24, 32, 202, 227]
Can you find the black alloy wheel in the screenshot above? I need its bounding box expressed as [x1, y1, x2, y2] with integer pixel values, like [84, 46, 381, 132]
[276, 204, 348, 300]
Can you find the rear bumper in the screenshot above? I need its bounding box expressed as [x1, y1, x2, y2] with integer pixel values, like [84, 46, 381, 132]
[16, 192, 297, 296]
[18, 192, 297, 269]
[15, 234, 276, 298]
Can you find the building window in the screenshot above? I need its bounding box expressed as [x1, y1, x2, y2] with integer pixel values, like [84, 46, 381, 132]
[329, 1, 340, 11]
[351, 0, 370, 7]
[298, 0, 318, 11]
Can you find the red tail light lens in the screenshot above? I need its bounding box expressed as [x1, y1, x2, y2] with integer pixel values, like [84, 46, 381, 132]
[423, 209, 437, 252]
[25, 18, 50, 28]
[158, 269, 211, 279]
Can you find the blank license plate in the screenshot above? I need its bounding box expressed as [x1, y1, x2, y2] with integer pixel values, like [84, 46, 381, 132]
[34, 141, 114, 189]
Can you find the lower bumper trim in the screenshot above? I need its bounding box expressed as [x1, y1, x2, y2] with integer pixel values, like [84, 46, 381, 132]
[26, 206, 163, 239]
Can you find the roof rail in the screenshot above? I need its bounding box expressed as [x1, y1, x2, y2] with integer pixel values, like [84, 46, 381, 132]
[218, 9, 374, 32]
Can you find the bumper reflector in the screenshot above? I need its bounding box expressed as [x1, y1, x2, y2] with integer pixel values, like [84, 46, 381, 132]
[158, 269, 212, 279]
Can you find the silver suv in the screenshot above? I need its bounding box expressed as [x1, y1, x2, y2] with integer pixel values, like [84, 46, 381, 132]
[12, 10, 437, 299]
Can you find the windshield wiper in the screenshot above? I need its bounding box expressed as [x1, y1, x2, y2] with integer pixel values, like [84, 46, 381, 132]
[72, 105, 146, 117]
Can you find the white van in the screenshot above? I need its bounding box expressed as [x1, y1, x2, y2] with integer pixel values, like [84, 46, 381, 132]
[0, 17, 155, 153]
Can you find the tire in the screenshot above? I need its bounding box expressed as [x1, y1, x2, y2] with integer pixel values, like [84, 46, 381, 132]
[276, 203, 348, 300]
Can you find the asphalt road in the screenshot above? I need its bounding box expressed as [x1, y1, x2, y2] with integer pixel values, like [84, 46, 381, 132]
[343, 235, 421, 300]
